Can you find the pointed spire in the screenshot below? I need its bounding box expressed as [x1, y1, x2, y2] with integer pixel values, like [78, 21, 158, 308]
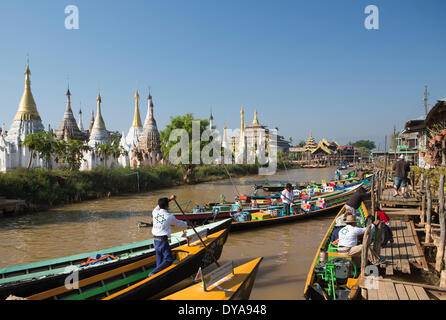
[89, 110, 95, 133]
[78, 103, 84, 131]
[88, 92, 109, 147]
[56, 87, 84, 141]
[240, 105, 244, 133]
[14, 57, 41, 121]
[93, 91, 106, 131]
[252, 108, 259, 125]
[238, 105, 245, 158]
[65, 86, 72, 112]
[132, 88, 142, 128]
[209, 107, 214, 131]
[222, 123, 227, 149]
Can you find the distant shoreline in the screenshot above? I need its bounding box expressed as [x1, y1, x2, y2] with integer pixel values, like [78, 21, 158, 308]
[0, 162, 330, 217]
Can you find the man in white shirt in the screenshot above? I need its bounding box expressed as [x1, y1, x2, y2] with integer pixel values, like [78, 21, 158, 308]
[281, 183, 294, 215]
[337, 214, 384, 266]
[149, 195, 189, 276]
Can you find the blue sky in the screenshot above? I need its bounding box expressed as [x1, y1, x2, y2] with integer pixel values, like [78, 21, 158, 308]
[0, 0, 445, 149]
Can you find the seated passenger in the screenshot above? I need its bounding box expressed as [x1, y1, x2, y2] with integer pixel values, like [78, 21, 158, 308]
[337, 215, 384, 266]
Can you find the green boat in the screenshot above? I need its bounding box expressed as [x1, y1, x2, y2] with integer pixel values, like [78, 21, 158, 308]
[0, 218, 232, 299]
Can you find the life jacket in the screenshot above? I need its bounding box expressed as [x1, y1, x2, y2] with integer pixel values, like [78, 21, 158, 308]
[80, 254, 118, 267]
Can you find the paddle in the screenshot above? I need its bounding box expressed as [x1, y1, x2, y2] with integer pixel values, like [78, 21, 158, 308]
[173, 198, 221, 268]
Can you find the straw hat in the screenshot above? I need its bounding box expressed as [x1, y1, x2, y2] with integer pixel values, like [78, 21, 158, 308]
[345, 214, 357, 224]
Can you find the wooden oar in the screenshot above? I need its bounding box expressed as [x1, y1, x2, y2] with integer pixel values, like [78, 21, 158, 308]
[168, 200, 192, 211]
[173, 198, 221, 268]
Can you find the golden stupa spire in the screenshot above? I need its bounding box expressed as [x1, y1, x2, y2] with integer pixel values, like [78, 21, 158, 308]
[14, 57, 41, 121]
[132, 87, 142, 127]
[252, 108, 259, 125]
[238, 105, 245, 156]
[240, 105, 244, 133]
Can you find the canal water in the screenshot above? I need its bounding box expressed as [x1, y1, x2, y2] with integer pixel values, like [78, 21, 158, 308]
[0, 167, 338, 300]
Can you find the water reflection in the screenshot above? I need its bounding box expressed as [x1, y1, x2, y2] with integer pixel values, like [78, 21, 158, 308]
[0, 167, 337, 300]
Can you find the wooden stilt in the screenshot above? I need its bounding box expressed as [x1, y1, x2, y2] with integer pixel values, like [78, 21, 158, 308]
[426, 178, 432, 244]
[435, 174, 445, 272]
[420, 173, 426, 224]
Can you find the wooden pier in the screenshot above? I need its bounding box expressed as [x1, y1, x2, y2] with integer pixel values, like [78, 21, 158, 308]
[379, 219, 428, 275]
[363, 277, 433, 300]
[359, 170, 446, 300]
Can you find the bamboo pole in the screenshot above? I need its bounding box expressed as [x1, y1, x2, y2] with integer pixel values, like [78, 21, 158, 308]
[435, 174, 445, 272]
[426, 177, 432, 244]
[361, 225, 372, 273]
[173, 198, 220, 268]
[420, 173, 426, 224]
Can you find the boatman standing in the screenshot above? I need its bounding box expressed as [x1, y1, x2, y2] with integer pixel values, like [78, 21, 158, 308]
[281, 183, 294, 215]
[149, 195, 189, 277]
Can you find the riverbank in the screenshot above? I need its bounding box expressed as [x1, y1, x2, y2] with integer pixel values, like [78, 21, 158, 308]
[0, 161, 310, 215]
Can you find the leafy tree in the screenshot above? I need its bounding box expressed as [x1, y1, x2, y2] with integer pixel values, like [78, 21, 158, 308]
[297, 140, 306, 147]
[95, 143, 114, 167]
[23, 131, 59, 169]
[160, 113, 209, 183]
[350, 140, 376, 151]
[57, 139, 91, 171]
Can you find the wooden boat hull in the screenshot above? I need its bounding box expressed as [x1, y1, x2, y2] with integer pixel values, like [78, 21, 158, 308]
[229, 202, 345, 232]
[175, 179, 371, 223]
[25, 228, 229, 300]
[162, 257, 263, 300]
[303, 203, 370, 300]
[229, 183, 370, 232]
[0, 218, 231, 300]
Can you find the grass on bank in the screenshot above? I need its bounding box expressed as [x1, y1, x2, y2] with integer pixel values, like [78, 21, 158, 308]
[0, 162, 300, 207]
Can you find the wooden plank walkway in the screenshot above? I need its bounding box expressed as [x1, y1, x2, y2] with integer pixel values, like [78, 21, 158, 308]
[362, 278, 432, 300]
[378, 220, 428, 275]
[379, 188, 421, 208]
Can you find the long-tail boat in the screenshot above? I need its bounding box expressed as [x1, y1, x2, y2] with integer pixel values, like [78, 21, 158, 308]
[228, 183, 369, 232]
[303, 203, 370, 300]
[174, 177, 371, 223]
[24, 228, 229, 300]
[0, 218, 231, 300]
[255, 173, 371, 193]
[161, 257, 263, 300]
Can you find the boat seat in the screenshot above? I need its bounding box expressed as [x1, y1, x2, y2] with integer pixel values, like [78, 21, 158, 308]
[327, 252, 351, 260]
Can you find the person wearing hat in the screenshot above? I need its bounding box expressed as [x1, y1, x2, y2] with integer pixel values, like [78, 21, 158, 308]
[337, 214, 384, 266]
[345, 186, 369, 225]
[392, 155, 411, 198]
[149, 195, 189, 277]
[281, 183, 294, 215]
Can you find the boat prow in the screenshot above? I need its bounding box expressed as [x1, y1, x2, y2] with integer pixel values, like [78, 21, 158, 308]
[162, 257, 263, 300]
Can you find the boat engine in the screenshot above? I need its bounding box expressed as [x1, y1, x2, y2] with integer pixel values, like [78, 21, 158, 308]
[313, 255, 356, 300]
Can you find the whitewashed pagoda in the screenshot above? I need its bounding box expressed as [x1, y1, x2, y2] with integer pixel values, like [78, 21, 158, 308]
[119, 88, 144, 168]
[0, 60, 45, 171]
[55, 88, 88, 141]
[81, 92, 113, 170]
[134, 92, 163, 167]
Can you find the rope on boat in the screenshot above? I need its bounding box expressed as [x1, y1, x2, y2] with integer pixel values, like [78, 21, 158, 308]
[222, 163, 241, 196]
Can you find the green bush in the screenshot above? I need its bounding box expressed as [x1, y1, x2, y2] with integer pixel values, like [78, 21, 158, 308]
[0, 162, 295, 207]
